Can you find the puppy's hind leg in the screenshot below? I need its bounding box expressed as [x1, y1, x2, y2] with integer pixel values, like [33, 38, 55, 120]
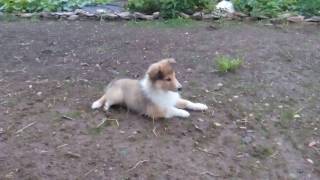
[102, 89, 123, 112]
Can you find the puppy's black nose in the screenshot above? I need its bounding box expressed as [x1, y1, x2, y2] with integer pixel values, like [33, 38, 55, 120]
[177, 87, 182, 91]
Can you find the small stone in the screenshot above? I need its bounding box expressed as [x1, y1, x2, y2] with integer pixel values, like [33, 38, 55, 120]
[214, 122, 222, 127]
[67, 14, 79, 21]
[29, 85, 32, 89]
[133, 12, 153, 20]
[278, 105, 283, 109]
[39, 12, 55, 19]
[308, 141, 318, 147]
[233, 12, 248, 17]
[289, 173, 298, 179]
[216, 0, 235, 14]
[217, 83, 223, 87]
[128, 135, 136, 142]
[117, 12, 132, 20]
[74, 9, 94, 17]
[0, 127, 4, 134]
[119, 130, 125, 134]
[20, 13, 33, 18]
[203, 13, 220, 20]
[294, 114, 301, 118]
[264, 103, 270, 107]
[306, 158, 314, 164]
[233, 95, 239, 99]
[179, 12, 190, 19]
[52, 12, 75, 17]
[101, 12, 118, 20]
[287, 15, 305, 23]
[152, 12, 160, 19]
[192, 12, 203, 20]
[36, 92, 42, 96]
[305, 16, 320, 22]
[198, 118, 204, 122]
[242, 135, 253, 144]
[187, 68, 192, 72]
[5, 172, 14, 179]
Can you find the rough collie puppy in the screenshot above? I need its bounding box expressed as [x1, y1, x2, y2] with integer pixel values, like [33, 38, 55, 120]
[91, 58, 208, 119]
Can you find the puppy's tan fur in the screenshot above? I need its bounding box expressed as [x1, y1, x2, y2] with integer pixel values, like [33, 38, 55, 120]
[92, 58, 208, 119]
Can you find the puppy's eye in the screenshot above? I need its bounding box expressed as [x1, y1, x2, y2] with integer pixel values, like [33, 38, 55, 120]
[165, 78, 171, 81]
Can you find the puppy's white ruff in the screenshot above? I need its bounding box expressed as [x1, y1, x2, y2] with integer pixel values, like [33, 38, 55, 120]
[140, 76, 180, 109]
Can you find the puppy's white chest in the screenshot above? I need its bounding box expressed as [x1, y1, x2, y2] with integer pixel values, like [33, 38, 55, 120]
[149, 91, 180, 108]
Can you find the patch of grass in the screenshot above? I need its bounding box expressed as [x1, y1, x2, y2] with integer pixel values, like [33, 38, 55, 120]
[279, 109, 294, 128]
[64, 110, 82, 119]
[88, 120, 112, 135]
[251, 145, 274, 159]
[127, 18, 202, 28]
[215, 56, 243, 73]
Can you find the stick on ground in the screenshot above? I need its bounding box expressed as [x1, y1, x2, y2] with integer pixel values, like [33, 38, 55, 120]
[127, 160, 149, 172]
[16, 121, 37, 134]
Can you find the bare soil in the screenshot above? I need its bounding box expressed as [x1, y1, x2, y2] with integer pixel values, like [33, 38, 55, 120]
[0, 19, 320, 180]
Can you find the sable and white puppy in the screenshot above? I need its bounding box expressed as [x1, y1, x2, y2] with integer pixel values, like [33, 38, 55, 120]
[91, 58, 208, 119]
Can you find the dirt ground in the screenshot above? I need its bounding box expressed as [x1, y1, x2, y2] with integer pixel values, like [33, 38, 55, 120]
[0, 19, 319, 180]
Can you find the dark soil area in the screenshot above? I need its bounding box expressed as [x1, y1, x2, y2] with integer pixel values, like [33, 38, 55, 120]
[0, 19, 320, 179]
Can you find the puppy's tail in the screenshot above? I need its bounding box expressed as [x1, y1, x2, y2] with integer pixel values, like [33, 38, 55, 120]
[91, 94, 107, 109]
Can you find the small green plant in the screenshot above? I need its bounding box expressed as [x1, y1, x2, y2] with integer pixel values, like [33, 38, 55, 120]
[0, 0, 111, 13]
[296, 0, 320, 17]
[278, 109, 295, 128]
[128, 0, 216, 18]
[215, 56, 242, 73]
[251, 145, 274, 159]
[232, 0, 298, 18]
[127, 0, 160, 14]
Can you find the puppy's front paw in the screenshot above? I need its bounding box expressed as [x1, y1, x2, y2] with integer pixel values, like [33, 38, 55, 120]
[178, 110, 190, 118]
[194, 103, 208, 111]
[91, 101, 102, 109]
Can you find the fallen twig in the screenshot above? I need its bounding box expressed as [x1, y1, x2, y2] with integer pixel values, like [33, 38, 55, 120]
[97, 118, 107, 128]
[295, 106, 305, 114]
[127, 160, 149, 172]
[84, 168, 96, 176]
[153, 126, 158, 137]
[65, 151, 81, 158]
[196, 147, 220, 156]
[56, 144, 68, 149]
[62, 115, 74, 120]
[200, 171, 220, 177]
[16, 121, 36, 134]
[97, 118, 119, 128]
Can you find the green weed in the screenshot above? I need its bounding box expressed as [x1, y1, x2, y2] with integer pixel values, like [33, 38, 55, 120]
[251, 145, 274, 159]
[215, 56, 243, 73]
[278, 109, 294, 128]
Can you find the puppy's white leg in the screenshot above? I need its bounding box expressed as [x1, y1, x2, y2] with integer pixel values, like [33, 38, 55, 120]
[165, 107, 190, 118]
[103, 102, 110, 111]
[91, 94, 107, 109]
[176, 99, 208, 111]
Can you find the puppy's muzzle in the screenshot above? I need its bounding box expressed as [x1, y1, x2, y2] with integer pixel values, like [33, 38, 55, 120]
[176, 82, 182, 91]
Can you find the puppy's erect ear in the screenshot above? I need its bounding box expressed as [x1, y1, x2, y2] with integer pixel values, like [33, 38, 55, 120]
[147, 64, 163, 81]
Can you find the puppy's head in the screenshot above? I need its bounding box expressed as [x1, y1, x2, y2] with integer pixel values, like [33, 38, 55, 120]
[146, 58, 182, 92]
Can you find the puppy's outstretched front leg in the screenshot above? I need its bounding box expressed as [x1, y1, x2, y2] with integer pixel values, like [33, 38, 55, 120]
[175, 99, 208, 111]
[165, 107, 190, 118]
